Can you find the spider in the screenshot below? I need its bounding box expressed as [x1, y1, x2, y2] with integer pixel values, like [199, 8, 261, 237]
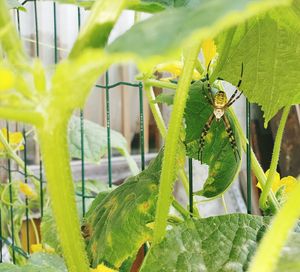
[198, 63, 244, 163]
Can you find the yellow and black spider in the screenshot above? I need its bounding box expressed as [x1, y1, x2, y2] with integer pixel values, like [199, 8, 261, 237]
[198, 63, 244, 163]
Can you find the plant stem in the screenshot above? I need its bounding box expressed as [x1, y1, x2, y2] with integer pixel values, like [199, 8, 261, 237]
[144, 84, 197, 212]
[38, 119, 90, 272]
[153, 44, 201, 244]
[259, 106, 290, 210]
[249, 180, 300, 272]
[229, 108, 280, 210]
[221, 194, 228, 214]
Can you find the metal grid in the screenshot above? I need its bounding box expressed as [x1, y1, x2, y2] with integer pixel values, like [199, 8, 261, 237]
[0, 0, 252, 264]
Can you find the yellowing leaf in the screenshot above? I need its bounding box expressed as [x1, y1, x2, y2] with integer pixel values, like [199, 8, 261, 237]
[91, 263, 118, 272]
[0, 128, 24, 151]
[0, 67, 15, 91]
[201, 39, 217, 68]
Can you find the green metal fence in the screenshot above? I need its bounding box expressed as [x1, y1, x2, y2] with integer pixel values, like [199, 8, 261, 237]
[0, 1, 252, 265]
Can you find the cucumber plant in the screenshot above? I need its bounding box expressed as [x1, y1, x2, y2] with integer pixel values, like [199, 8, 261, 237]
[0, 0, 300, 271]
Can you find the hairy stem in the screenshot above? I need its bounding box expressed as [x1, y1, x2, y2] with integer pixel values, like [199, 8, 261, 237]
[144, 83, 198, 214]
[259, 106, 290, 210]
[38, 119, 89, 272]
[249, 180, 300, 272]
[153, 44, 201, 243]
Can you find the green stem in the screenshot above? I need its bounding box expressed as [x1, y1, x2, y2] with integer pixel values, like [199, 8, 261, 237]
[153, 44, 201, 243]
[259, 106, 290, 210]
[249, 180, 300, 272]
[0, 108, 42, 126]
[143, 84, 167, 138]
[144, 83, 196, 211]
[172, 198, 190, 219]
[37, 119, 90, 272]
[221, 194, 228, 214]
[145, 79, 177, 91]
[229, 108, 280, 210]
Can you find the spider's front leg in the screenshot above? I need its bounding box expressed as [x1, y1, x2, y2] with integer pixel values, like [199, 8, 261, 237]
[198, 113, 215, 163]
[222, 115, 240, 161]
[227, 63, 244, 106]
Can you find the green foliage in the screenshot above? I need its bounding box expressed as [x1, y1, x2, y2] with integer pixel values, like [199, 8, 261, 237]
[276, 233, 300, 272]
[140, 214, 270, 272]
[107, 0, 290, 65]
[41, 180, 114, 254]
[83, 150, 163, 268]
[68, 116, 139, 175]
[214, 0, 300, 125]
[0, 253, 67, 272]
[70, 1, 127, 58]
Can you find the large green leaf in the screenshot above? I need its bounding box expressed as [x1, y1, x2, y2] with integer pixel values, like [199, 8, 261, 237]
[276, 232, 300, 272]
[140, 214, 270, 272]
[70, 0, 127, 57]
[107, 0, 291, 67]
[213, 0, 300, 125]
[83, 150, 163, 269]
[0, 253, 67, 272]
[185, 81, 241, 198]
[127, 0, 204, 12]
[68, 116, 139, 175]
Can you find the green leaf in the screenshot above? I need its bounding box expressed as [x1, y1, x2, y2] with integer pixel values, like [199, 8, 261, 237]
[140, 213, 270, 272]
[153, 92, 175, 106]
[70, 0, 127, 58]
[184, 81, 241, 198]
[27, 253, 67, 272]
[107, 0, 291, 67]
[41, 181, 114, 254]
[83, 150, 163, 268]
[68, 116, 139, 175]
[0, 253, 67, 272]
[276, 232, 300, 272]
[214, 1, 300, 125]
[40, 208, 63, 255]
[127, 0, 203, 12]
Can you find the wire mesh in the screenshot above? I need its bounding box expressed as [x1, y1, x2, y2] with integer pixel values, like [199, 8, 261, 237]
[0, 0, 252, 265]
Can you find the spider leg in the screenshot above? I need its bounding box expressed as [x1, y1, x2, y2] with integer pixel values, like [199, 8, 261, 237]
[198, 113, 215, 163]
[227, 63, 244, 106]
[226, 91, 244, 107]
[222, 115, 240, 162]
[204, 61, 214, 105]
